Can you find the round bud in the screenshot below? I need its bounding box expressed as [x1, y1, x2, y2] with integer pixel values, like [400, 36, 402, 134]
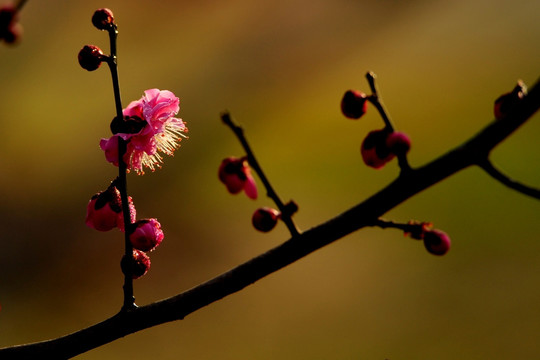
[92, 8, 114, 30]
[341, 90, 368, 119]
[361, 129, 394, 169]
[252, 207, 280, 232]
[78, 45, 105, 71]
[128, 219, 164, 252]
[121, 250, 151, 279]
[423, 229, 451, 256]
[386, 131, 411, 155]
[493, 81, 527, 120]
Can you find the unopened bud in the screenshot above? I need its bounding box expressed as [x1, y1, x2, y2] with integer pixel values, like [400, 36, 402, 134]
[252, 207, 280, 232]
[92, 8, 114, 30]
[341, 90, 368, 119]
[78, 45, 106, 71]
[121, 250, 151, 279]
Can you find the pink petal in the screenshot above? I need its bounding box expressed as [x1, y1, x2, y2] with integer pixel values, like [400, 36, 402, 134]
[244, 175, 258, 199]
[123, 99, 144, 118]
[100, 136, 120, 166]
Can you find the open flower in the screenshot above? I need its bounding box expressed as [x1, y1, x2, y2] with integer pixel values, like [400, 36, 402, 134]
[101, 89, 188, 174]
[218, 157, 258, 199]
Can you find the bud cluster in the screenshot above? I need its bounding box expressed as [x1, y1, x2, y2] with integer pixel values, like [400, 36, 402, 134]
[77, 9, 115, 71]
[86, 179, 165, 278]
[341, 86, 411, 169]
[218, 157, 286, 233]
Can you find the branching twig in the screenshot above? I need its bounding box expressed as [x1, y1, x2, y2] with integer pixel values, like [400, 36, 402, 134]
[221, 111, 301, 237]
[0, 77, 538, 359]
[478, 159, 540, 200]
[365, 72, 412, 173]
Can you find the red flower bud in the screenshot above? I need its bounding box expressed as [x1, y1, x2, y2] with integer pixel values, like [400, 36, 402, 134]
[386, 131, 411, 155]
[85, 184, 136, 232]
[121, 249, 151, 279]
[252, 207, 280, 232]
[92, 8, 114, 30]
[341, 90, 368, 119]
[423, 229, 451, 256]
[128, 219, 164, 252]
[361, 129, 394, 169]
[78, 45, 106, 71]
[218, 157, 258, 199]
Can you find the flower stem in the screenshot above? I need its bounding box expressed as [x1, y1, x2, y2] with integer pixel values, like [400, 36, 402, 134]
[105, 23, 136, 311]
[365, 71, 411, 173]
[370, 218, 421, 233]
[221, 111, 301, 237]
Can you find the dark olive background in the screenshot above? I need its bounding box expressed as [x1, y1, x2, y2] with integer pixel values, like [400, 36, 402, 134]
[0, 0, 539, 359]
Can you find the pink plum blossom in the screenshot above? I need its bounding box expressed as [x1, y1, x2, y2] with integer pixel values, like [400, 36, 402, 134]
[101, 89, 188, 174]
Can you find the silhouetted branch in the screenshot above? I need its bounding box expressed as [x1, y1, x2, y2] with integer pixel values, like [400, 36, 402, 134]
[0, 77, 538, 359]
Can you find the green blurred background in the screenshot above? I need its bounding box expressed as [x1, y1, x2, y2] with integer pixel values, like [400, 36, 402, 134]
[0, 0, 539, 358]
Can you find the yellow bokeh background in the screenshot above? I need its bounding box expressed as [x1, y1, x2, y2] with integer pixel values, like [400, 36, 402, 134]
[0, 0, 539, 359]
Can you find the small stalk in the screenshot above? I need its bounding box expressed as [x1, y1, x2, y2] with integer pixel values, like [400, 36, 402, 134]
[105, 23, 136, 311]
[221, 112, 300, 237]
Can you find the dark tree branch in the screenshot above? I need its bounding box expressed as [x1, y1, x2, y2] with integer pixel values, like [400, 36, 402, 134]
[1, 77, 538, 359]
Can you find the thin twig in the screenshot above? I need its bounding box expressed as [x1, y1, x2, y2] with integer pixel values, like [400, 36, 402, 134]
[365, 72, 412, 173]
[370, 218, 410, 232]
[221, 111, 301, 237]
[105, 23, 136, 311]
[478, 159, 540, 200]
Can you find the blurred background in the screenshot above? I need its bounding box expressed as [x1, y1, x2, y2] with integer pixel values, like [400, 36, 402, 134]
[0, 0, 539, 358]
